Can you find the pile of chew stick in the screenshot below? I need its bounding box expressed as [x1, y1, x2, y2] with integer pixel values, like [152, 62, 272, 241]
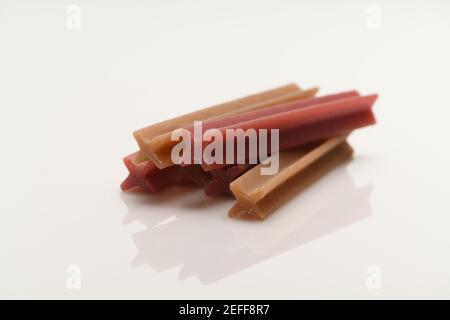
[121, 84, 377, 219]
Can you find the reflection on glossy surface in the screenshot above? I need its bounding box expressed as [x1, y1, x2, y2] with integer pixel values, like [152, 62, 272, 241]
[120, 164, 373, 285]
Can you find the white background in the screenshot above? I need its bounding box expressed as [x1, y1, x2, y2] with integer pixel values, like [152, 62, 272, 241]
[1, 0, 449, 299]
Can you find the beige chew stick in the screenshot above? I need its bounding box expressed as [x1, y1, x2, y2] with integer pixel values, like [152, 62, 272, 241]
[131, 85, 315, 165]
[147, 89, 319, 168]
[131, 85, 303, 165]
[134, 84, 299, 148]
[230, 136, 347, 202]
[134, 85, 318, 168]
[229, 137, 353, 220]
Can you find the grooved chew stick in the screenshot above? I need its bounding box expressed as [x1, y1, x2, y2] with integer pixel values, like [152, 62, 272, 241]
[122, 84, 314, 190]
[229, 136, 352, 219]
[137, 86, 318, 168]
[123, 84, 317, 190]
[205, 164, 255, 196]
[134, 84, 301, 146]
[120, 153, 211, 192]
[120, 152, 183, 192]
[199, 95, 376, 171]
[121, 83, 378, 220]
[193, 91, 360, 133]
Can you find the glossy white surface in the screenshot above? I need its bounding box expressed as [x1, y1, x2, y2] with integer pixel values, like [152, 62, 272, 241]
[1, 0, 449, 299]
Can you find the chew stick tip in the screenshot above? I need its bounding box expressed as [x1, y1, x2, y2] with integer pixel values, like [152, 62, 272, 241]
[366, 94, 379, 105]
[228, 202, 251, 217]
[132, 130, 148, 152]
[307, 87, 320, 96]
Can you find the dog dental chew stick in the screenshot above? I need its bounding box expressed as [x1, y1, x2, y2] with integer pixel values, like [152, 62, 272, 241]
[134, 83, 301, 144]
[199, 94, 376, 171]
[121, 83, 378, 219]
[205, 164, 255, 196]
[194, 91, 361, 133]
[122, 84, 316, 190]
[122, 85, 318, 192]
[229, 136, 352, 219]
[135, 86, 318, 168]
[120, 152, 183, 192]
[120, 152, 210, 192]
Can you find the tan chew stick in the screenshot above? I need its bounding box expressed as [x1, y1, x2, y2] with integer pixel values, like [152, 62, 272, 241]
[134, 85, 318, 168]
[229, 136, 353, 220]
[134, 84, 300, 148]
[146, 88, 318, 168]
[130, 85, 310, 165]
[230, 136, 347, 202]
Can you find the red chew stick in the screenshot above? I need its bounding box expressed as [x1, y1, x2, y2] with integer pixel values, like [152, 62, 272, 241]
[178, 92, 366, 169]
[205, 164, 254, 196]
[201, 110, 375, 172]
[120, 152, 182, 192]
[226, 95, 377, 132]
[279, 110, 376, 150]
[120, 174, 139, 191]
[188, 91, 360, 132]
[198, 95, 377, 171]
